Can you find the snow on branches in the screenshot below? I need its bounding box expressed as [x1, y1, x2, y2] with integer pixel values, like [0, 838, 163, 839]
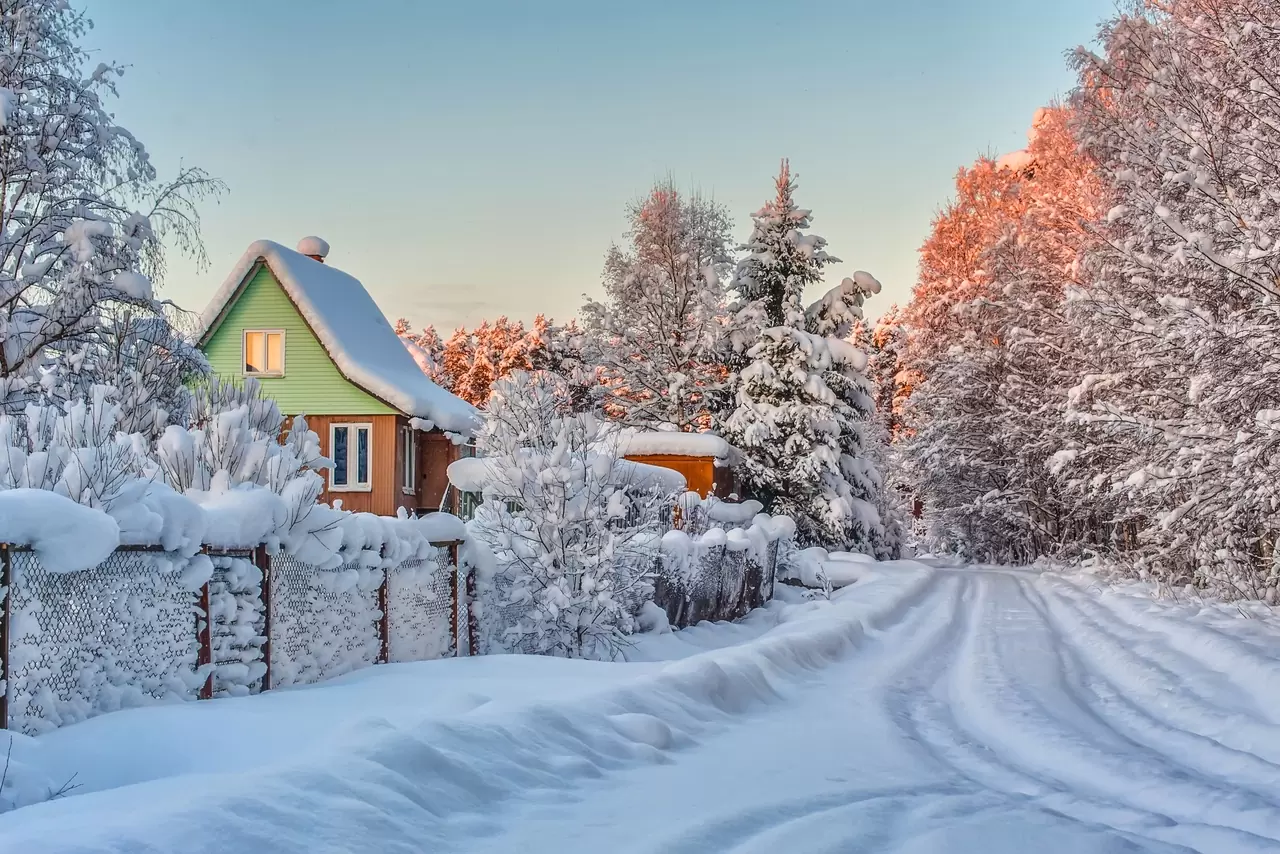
[581, 180, 733, 432]
[0, 0, 223, 423]
[721, 161, 893, 555]
[466, 371, 672, 659]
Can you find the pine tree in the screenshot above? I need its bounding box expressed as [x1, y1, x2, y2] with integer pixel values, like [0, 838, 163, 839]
[722, 161, 882, 550]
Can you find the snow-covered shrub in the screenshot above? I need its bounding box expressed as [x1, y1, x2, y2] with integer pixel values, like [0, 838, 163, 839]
[468, 371, 673, 660]
[654, 507, 793, 626]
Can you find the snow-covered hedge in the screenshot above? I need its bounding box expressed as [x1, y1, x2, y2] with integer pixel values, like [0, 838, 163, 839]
[653, 496, 795, 628]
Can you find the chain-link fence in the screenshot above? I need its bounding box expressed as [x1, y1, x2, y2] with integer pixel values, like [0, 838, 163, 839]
[2, 545, 199, 735]
[1, 540, 467, 734]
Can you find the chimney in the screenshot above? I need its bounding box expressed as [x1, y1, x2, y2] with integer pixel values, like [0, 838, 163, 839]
[296, 236, 330, 263]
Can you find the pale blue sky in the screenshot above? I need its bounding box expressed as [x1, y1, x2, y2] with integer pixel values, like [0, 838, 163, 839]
[86, 0, 1114, 330]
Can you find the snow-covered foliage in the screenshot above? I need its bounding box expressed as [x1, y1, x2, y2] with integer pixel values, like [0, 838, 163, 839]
[897, 2, 1280, 600]
[581, 180, 733, 431]
[0, 0, 221, 426]
[1059, 0, 1280, 599]
[720, 162, 893, 554]
[467, 371, 673, 659]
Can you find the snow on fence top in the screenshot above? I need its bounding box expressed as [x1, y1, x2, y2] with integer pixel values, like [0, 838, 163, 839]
[198, 239, 480, 435]
[616, 429, 738, 462]
[0, 485, 477, 575]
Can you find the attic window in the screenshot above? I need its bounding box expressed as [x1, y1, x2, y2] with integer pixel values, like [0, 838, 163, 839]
[244, 330, 285, 377]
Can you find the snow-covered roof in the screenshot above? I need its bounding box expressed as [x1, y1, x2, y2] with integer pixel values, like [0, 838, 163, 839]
[447, 454, 687, 495]
[198, 239, 480, 435]
[617, 430, 738, 462]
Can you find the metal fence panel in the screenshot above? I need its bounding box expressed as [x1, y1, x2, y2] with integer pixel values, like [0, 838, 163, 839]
[6, 548, 199, 734]
[269, 554, 382, 687]
[387, 548, 455, 662]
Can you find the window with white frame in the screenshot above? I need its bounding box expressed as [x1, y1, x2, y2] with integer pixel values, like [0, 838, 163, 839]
[329, 422, 372, 491]
[400, 425, 416, 494]
[243, 329, 285, 376]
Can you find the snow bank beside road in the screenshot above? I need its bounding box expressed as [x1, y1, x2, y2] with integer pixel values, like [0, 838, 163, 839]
[0, 562, 935, 852]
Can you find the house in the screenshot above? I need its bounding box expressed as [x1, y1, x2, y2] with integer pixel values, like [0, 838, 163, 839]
[197, 237, 481, 516]
[618, 431, 740, 500]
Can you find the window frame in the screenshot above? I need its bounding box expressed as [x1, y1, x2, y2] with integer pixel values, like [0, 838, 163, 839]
[400, 424, 417, 495]
[242, 328, 287, 378]
[328, 421, 373, 492]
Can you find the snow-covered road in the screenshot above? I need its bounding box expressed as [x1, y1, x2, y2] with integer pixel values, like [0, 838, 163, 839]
[4, 562, 1280, 853]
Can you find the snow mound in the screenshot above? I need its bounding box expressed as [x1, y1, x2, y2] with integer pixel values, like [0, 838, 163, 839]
[0, 489, 119, 572]
[295, 236, 329, 258]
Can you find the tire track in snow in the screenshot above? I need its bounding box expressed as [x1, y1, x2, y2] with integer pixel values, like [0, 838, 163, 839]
[886, 572, 1204, 848]
[1044, 575, 1280, 726]
[937, 571, 1280, 852]
[1033, 578, 1280, 790]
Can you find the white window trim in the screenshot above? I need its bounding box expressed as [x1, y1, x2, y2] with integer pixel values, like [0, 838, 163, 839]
[328, 422, 373, 493]
[242, 328, 287, 378]
[400, 425, 417, 495]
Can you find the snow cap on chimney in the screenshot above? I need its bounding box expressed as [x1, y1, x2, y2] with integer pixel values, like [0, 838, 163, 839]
[297, 236, 330, 263]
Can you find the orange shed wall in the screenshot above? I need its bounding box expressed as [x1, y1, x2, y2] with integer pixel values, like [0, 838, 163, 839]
[624, 454, 721, 498]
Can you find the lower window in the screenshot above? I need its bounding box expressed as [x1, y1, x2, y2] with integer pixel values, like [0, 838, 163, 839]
[330, 422, 373, 491]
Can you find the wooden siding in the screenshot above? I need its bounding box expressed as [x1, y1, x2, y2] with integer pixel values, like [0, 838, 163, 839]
[624, 454, 735, 499]
[202, 264, 396, 416]
[419, 432, 461, 513]
[306, 414, 400, 515]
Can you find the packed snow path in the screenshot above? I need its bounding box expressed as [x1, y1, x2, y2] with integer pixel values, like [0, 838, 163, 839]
[4, 563, 1280, 853]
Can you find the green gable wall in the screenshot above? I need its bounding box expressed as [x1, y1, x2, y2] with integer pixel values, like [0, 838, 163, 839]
[201, 264, 397, 416]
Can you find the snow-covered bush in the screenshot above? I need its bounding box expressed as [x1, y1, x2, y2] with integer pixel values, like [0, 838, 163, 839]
[654, 504, 794, 626]
[468, 371, 673, 659]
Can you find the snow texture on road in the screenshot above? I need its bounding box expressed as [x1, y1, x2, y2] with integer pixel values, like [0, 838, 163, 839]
[3, 562, 1279, 853]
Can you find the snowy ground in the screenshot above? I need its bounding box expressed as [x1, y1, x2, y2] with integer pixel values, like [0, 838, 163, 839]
[4, 560, 1280, 853]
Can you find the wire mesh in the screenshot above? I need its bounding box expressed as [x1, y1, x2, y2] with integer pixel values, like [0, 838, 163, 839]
[268, 553, 382, 687]
[386, 548, 456, 662]
[208, 552, 267, 697]
[5, 547, 199, 735]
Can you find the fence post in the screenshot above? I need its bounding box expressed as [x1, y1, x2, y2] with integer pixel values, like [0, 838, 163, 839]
[378, 568, 391, 665]
[1, 544, 10, 730]
[256, 545, 273, 692]
[449, 553, 460, 657]
[196, 578, 214, 700]
[462, 545, 479, 656]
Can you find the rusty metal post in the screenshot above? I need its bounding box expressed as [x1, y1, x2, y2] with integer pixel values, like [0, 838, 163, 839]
[1, 544, 11, 730]
[196, 580, 214, 700]
[461, 544, 479, 657]
[256, 545, 273, 692]
[378, 568, 391, 664]
[449, 555, 460, 658]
